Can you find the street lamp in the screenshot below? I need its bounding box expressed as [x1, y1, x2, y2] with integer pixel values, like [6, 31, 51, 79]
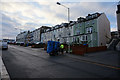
[57, 2, 71, 53]
[57, 2, 70, 23]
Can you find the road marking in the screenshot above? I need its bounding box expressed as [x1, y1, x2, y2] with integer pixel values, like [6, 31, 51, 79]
[67, 56, 120, 70]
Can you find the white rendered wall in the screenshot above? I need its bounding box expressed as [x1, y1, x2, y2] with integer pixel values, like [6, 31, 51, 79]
[97, 13, 111, 46]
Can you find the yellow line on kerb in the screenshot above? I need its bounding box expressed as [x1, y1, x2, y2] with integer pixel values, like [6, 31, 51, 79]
[87, 61, 120, 70]
[68, 56, 120, 70]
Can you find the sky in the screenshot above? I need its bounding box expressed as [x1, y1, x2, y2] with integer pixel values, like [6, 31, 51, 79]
[0, 0, 120, 39]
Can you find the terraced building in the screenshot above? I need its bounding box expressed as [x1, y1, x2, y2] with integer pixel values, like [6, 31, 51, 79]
[41, 12, 111, 47]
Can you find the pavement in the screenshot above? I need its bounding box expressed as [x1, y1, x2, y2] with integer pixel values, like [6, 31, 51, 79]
[66, 50, 120, 68]
[1, 45, 120, 79]
[0, 50, 10, 80]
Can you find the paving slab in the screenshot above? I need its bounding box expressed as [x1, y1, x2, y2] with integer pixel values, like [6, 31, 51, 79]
[0, 51, 10, 80]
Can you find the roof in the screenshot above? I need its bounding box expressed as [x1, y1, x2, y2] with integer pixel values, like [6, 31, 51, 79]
[77, 12, 102, 23]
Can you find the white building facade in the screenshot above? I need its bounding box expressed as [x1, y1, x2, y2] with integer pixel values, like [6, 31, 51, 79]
[32, 28, 41, 43]
[16, 31, 28, 43]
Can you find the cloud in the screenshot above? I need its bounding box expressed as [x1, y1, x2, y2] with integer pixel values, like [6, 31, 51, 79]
[1, 2, 117, 24]
[111, 27, 118, 32]
[2, 14, 20, 39]
[1, 0, 120, 2]
[0, 2, 118, 39]
[1, 2, 67, 25]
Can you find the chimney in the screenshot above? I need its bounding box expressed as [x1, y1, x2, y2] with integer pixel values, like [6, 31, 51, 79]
[88, 14, 91, 16]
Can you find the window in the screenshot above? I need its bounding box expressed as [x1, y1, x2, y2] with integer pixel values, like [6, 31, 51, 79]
[75, 38, 77, 43]
[86, 27, 92, 33]
[81, 35, 87, 41]
[90, 27, 92, 33]
[83, 36, 85, 41]
[86, 35, 87, 41]
[60, 28, 61, 31]
[86, 28, 89, 33]
[76, 30, 80, 35]
[73, 37, 75, 42]
[92, 20, 94, 24]
[68, 32, 71, 36]
[87, 22, 89, 25]
[73, 37, 76, 42]
[91, 34, 92, 40]
[80, 23, 82, 26]
[77, 38, 79, 43]
[59, 34, 61, 37]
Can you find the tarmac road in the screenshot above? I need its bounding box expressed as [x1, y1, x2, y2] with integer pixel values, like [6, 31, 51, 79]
[2, 45, 120, 79]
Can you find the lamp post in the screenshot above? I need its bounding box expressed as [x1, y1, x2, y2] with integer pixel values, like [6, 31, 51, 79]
[57, 2, 71, 53]
[57, 2, 70, 23]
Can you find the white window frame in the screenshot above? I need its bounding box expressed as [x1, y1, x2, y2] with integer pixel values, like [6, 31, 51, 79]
[89, 27, 92, 33]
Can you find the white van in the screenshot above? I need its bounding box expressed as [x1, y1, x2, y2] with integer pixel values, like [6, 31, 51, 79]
[0, 40, 8, 50]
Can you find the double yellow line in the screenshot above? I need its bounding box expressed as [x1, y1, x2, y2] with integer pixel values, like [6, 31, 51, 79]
[68, 56, 120, 70]
[85, 60, 120, 70]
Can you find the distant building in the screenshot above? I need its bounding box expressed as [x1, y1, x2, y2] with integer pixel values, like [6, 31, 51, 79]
[116, 2, 120, 36]
[25, 31, 33, 44]
[32, 26, 51, 43]
[41, 23, 69, 43]
[16, 31, 29, 43]
[32, 28, 41, 43]
[41, 12, 111, 47]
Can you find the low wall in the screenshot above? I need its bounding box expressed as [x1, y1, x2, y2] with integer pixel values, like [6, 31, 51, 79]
[44, 43, 107, 55]
[44, 44, 47, 50]
[86, 46, 107, 53]
[71, 45, 107, 55]
[71, 44, 88, 55]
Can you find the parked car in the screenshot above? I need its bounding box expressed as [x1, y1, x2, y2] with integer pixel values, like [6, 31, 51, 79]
[31, 42, 45, 48]
[8, 41, 16, 44]
[0, 40, 8, 50]
[20, 42, 24, 46]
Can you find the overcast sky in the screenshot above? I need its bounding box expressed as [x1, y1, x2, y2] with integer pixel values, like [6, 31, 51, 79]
[0, 0, 120, 39]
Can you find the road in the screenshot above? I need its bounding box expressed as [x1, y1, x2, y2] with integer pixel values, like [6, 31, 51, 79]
[2, 45, 120, 79]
